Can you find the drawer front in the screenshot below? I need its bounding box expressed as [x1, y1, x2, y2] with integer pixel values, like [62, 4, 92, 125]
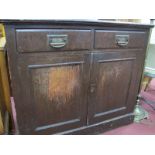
[16, 29, 92, 52]
[95, 30, 148, 49]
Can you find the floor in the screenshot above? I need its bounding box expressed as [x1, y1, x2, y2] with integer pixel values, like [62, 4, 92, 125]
[103, 78, 155, 135]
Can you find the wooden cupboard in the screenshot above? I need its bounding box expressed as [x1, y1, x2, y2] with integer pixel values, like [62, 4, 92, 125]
[2, 20, 153, 134]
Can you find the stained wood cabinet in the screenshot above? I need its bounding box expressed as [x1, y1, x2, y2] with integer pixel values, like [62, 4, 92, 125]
[2, 20, 153, 134]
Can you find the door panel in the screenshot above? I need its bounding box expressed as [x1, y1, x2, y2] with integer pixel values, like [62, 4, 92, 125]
[88, 51, 137, 124]
[17, 53, 89, 134]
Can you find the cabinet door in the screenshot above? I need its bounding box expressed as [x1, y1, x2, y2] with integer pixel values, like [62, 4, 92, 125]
[16, 53, 89, 134]
[88, 51, 138, 124]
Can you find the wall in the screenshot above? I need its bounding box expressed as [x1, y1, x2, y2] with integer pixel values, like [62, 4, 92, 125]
[145, 44, 155, 68]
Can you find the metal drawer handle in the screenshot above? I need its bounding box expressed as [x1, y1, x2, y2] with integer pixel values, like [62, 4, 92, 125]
[115, 35, 129, 47]
[49, 42, 66, 48]
[48, 34, 68, 48]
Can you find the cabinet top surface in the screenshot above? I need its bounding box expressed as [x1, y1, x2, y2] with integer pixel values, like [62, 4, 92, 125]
[0, 19, 154, 29]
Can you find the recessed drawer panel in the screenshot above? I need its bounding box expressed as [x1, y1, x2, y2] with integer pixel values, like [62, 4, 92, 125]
[95, 30, 148, 49]
[16, 29, 92, 52]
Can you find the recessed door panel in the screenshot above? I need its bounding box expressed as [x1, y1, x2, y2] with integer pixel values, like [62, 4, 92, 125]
[17, 54, 89, 134]
[88, 51, 137, 124]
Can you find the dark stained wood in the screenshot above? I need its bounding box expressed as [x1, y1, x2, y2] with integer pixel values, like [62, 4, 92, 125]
[3, 20, 152, 134]
[95, 30, 148, 49]
[56, 113, 134, 135]
[1, 19, 153, 29]
[16, 29, 92, 52]
[88, 51, 137, 124]
[17, 53, 89, 134]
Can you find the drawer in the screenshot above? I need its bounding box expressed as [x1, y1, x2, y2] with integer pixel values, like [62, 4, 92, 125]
[94, 30, 148, 49]
[16, 29, 92, 52]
